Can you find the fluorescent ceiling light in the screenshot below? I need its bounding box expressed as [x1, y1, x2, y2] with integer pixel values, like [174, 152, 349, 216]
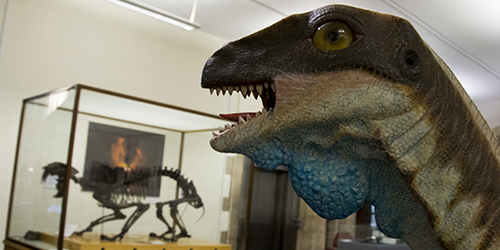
[105, 0, 200, 31]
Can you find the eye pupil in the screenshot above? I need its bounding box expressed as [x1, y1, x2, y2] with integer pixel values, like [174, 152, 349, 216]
[313, 21, 353, 51]
[406, 58, 414, 65]
[327, 31, 339, 42]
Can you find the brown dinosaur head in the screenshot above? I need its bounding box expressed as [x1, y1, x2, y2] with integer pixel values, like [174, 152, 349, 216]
[201, 4, 440, 169]
[202, 5, 427, 89]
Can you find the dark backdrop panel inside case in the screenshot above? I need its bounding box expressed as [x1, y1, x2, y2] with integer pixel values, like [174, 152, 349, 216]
[83, 122, 165, 197]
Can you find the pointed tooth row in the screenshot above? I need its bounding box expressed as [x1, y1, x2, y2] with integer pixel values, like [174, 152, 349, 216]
[238, 116, 245, 124]
[241, 86, 248, 96]
[252, 89, 259, 99]
[208, 83, 276, 99]
[234, 113, 258, 125]
[256, 85, 264, 95]
[213, 112, 259, 137]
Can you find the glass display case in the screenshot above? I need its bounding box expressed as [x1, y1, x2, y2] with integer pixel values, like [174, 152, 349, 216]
[5, 84, 232, 250]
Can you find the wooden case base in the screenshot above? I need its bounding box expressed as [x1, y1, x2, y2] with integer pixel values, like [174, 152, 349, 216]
[5, 232, 231, 250]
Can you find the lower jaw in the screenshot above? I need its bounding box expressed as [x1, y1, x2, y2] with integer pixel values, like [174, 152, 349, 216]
[219, 112, 257, 122]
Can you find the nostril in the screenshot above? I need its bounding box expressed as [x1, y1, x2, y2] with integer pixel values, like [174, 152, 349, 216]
[406, 57, 414, 66]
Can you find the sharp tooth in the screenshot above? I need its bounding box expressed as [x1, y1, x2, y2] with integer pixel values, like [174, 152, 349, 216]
[219, 126, 224, 133]
[255, 112, 261, 117]
[262, 108, 267, 113]
[238, 116, 245, 124]
[216, 88, 221, 96]
[212, 131, 217, 136]
[228, 86, 234, 95]
[256, 85, 264, 95]
[225, 124, 231, 130]
[241, 86, 248, 97]
[235, 86, 241, 92]
[264, 83, 269, 89]
[246, 114, 252, 120]
[271, 83, 276, 92]
[210, 88, 214, 95]
[222, 86, 227, 95]
[252, 90, 259, 99]
[248, 85, 254, 92]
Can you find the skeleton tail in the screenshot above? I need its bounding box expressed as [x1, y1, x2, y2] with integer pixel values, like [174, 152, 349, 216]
[160, 166, 204, 209]
[195, 206, 206, 223]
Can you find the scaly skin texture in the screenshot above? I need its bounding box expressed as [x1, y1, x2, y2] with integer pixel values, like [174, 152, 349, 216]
[201, 5, 500, 250]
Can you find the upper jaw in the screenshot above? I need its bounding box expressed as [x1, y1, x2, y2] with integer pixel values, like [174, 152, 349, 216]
[206, 80, 278, 145]
[201, 52, 279, 151]
[204, 82, 277, 112]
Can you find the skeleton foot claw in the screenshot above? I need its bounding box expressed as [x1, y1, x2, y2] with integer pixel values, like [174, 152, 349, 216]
[74, 228, 92, 236]
[100, 234, 123, 242]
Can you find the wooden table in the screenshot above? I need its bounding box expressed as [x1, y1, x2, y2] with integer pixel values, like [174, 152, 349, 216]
[5, 232, 231, 250]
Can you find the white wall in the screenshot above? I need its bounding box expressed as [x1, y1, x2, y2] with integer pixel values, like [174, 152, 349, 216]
[0, 0, 237, 244]
[475, 99, 500, 130]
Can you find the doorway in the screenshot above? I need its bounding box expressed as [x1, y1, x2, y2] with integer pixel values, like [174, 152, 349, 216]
[246, 167, 299, 250]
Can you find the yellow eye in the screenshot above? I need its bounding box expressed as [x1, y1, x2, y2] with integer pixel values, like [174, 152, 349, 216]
[313, 21, 353, 51]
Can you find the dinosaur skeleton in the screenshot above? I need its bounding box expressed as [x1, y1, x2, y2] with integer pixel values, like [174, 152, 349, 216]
[41, 162, 203, 242]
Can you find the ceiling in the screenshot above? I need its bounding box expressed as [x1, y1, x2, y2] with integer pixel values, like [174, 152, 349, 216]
[129, 0, 500, 121]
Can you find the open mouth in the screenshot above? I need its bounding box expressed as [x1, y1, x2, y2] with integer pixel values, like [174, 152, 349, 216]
[207, 82, 277, 136]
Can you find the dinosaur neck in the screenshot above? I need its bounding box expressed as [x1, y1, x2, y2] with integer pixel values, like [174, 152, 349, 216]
[374, 48, 500, 249]
[283, 122, 445, 249]
[366, 148, 443, 250]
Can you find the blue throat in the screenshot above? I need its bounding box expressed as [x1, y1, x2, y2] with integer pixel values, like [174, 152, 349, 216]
[248, 137, 434, 242]
[287, 143, 370, 220]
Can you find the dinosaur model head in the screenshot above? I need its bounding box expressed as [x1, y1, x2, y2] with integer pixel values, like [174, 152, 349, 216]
[202, 4, 428, 166]
[42, 162, 79, 198]
[201, 4, 500, 249]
